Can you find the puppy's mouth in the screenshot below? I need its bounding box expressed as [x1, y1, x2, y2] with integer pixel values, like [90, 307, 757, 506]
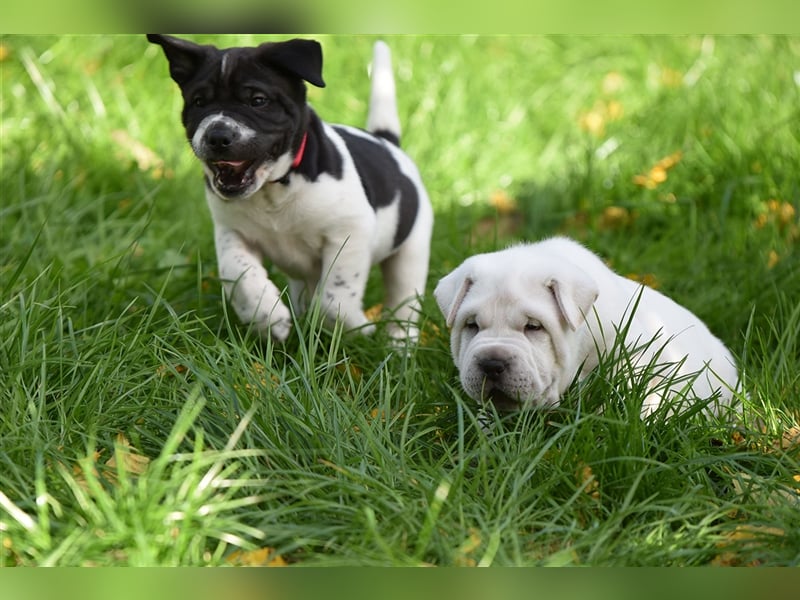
[208, 159, 261, 197]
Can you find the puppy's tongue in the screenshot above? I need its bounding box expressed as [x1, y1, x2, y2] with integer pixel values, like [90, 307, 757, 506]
[213, 160, 250, 179]
[214, 160, 248, 172]
[212, 160, 253, 191]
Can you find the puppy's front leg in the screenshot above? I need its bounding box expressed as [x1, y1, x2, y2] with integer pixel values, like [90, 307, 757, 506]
[215, 227, 292, 341]
[320, 237, 374, 335]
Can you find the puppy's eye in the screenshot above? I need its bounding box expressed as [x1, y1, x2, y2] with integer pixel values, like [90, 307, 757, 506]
[525, 320, 543, 333]
[192, 95, 207, 107]
[464, 318, 479, 332]
[250, 95, 269, 108]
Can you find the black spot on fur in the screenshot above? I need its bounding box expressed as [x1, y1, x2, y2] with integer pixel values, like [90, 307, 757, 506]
[371, 128, 400, 147]
[332, 126, 419, 248]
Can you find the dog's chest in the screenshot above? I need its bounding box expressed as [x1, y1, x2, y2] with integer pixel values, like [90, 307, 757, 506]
[213, 196, 324, 274]
[206, 178, 374, 279]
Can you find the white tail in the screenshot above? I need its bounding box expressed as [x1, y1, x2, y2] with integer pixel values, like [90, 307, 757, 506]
[366, 40, 401, 145]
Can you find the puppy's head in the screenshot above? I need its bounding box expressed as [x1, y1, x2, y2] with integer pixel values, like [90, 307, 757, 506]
[435, 246, 598, 411]
[147, 34, 325, 199]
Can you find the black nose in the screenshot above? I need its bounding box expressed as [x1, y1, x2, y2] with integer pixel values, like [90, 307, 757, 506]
[478, 358, 508, 381]
[205, 126, 236, 150]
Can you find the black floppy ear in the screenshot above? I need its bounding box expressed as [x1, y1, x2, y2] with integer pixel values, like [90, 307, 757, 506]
[257, 38, 326, 88]
[147, 34, 212, 86]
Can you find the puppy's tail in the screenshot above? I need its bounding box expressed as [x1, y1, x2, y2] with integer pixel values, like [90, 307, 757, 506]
[366, 40, 402, 147]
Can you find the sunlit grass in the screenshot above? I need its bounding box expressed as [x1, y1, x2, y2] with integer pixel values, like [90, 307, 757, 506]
[1, 34, 799, 566]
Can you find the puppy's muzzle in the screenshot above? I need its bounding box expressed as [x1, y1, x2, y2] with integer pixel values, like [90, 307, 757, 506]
[475, 354, 520, 410]
[201, 123, 284, 161]
[204, 123, 240, 152]
[192, 114, 288, 198]
[478, 357, 508, 381]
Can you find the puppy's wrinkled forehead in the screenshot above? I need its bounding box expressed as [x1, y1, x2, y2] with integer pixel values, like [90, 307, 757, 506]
[460, 277, 549, 321]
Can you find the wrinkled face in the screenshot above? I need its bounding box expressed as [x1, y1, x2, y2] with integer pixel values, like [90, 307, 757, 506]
[148, 35, 324, 199]
[448, 281, 566, 410]
[434, 248, 599, 412]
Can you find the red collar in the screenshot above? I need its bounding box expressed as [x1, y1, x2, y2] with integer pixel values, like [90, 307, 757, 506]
[292, 132, 307, 168]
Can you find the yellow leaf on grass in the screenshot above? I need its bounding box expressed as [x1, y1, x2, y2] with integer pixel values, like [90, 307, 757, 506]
[251, 361, 266, 375]
[599, 206, 632, 230]
[755, 200, 797, 237]
[106, 433, 150, 476]
[730, 471, 800, 507]
[454, 528, 482, 567]
[580, 110, 606, 137]
[368, 408, 406, 423]
[710, 525, 785, 567]
[633, 151, 682, 189]
[111, 130, 164, 173]
[68, 434, 149, 490]
[632, 174, 658, 190]
[420, 322, 441, 346]
[606, 100, 624, 121]
[779, 425, 800, 451]
[578, 100, 625, 138]
[656, 151, 683, 170]
[156, 363, 188, 378]
[767, 199, 796, 225]
[489, 189, 518, 215]
[660, 67, 684, 88]
[730, 422, 800, 457]
[364, 303, 383, 322]
[602, 71, 626, 94]
[626, 273, 660, 289]
[576, 463, 600, 500]
[226, 547, 287, 567]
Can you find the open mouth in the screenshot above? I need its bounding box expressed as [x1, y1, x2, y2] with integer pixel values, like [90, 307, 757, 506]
[209, 160, 259, 196]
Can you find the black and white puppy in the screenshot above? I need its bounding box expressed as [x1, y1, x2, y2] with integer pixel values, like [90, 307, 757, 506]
[147, 35, 433, 341]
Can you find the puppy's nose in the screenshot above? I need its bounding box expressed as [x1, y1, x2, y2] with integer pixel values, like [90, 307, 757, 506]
[478, 358, 508, 381]
[205, 126, 236, 150]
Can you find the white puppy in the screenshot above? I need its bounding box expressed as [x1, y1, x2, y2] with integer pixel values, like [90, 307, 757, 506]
[434, 236, 739, 418]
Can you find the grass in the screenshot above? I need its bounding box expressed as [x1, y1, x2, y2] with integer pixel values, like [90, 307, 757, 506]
[1, 34, 799, 566]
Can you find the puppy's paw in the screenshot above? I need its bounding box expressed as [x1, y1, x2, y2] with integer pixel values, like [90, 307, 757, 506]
[250, 300, 293, 342]
[357, 321, 377, 336]
[387, 322, 419, 342]
[226, 273, 292, 342]
[336, 314, 376, 336]
[325, 304, 376, 336]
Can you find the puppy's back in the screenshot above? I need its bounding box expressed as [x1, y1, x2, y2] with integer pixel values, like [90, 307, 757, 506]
[534, 236, 739, 411]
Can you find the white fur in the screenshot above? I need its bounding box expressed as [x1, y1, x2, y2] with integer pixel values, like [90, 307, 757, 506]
[192, 115, 257, 158]
[367, 41, 401, 138]
[208, 44, 432, 342]
[434, 237, 739, 418]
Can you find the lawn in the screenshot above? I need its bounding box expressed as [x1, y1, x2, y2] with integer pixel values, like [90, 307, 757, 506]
[1, 34, 799, 566]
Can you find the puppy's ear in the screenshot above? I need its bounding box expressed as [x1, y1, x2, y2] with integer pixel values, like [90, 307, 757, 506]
[546, 269, 599, 331]
[434, 270, 474, 329]
[147, 34, 212, 86]
[257, 39, 326, 88]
